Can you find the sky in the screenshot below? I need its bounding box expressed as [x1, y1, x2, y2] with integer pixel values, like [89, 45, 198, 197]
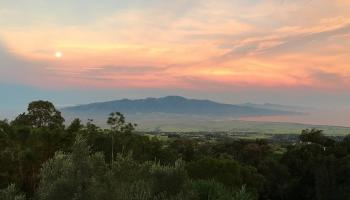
[0, 0, 350, 123]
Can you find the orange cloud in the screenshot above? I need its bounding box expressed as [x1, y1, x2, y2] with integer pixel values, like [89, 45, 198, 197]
[0, 0, 350, 91]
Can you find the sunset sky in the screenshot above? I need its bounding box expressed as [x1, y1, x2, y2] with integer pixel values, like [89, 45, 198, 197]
[1, 0, 350, 118]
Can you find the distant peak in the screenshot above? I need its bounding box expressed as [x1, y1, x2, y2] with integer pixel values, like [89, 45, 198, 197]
[61, 95, 299, 117]
[162, 96, 186, 100]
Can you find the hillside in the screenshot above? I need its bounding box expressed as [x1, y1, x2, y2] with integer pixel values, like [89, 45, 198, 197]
[62, 96, 300, 118]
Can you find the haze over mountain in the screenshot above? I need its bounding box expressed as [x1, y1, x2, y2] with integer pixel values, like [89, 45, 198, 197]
[61, 97, 350, 134]
[62, 96, 302, 119]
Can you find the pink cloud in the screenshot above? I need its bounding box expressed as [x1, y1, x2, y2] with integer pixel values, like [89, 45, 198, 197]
[0, 0, 350, 91]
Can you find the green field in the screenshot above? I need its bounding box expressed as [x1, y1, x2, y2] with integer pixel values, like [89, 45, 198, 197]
[135, 119, 350, 135]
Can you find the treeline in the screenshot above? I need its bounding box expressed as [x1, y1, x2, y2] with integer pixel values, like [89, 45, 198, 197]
[1, 101, 350, 200]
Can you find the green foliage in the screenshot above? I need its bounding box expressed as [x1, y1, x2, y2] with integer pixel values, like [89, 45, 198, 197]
[209, 139, 271, 167]
[186, 157, 263, 192]
[300, 129, 334, 146]
[191, 179, 229, 200]
[257, 158, 289, 199]
[107, 112, 136, 133]
[233, 186, 256, 200]
[11, 101, 64, 129]
[36, 136, 95, 200]
[169, 139, 197, 161]
[150, 160, 188, 197]
[28, 101, 65, 128]
[0, 184, 25, 200]
[36, 136, 187, 200]
[107, 112, 137, 162]
[66, 118, 83, 134]
[190, 180, 256, 200]
[35, 135, 254, 200]
[11, 113, 31, 127]
[3, 101, 350, 200]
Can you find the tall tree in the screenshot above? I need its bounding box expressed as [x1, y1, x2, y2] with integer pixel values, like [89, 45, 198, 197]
[26, 101, 64, 129]
[107, 112, 136, 161]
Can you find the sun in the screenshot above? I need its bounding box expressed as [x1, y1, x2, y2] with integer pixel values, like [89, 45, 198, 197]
[55, 51, 63, 58]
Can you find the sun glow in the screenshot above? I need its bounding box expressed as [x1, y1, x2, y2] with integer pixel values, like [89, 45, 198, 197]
[55, 52, 62, 58]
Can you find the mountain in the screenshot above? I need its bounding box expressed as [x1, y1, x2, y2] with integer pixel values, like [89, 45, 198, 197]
[62, 96, 301, 119]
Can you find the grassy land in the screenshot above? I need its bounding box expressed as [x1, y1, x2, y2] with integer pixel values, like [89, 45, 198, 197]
[135, 119, 350, 135]
[63, 113, 350, 136]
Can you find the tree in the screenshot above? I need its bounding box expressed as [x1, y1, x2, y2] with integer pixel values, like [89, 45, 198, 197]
[107, 112, 136, 133]
[186, 157, 264, 192]
[36, 136, 98, 200]
[66, 118, 83, 134]
[299, 129, 334, 147]
[26, 101, 64, 129]
[257, 158, 290, 200]
[150, 160, 188, 197]
[11, 113, 31, 127]
[169, 139, 197, 161]
[107, 112, 136, 161]
[12, 101, 64, 129]
[341, 135, 350, 152]
[36, 136, 194, 200]
[281, 144, 325, 200]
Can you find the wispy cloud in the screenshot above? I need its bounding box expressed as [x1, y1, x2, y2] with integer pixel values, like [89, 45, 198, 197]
[0, 0, 349, 91]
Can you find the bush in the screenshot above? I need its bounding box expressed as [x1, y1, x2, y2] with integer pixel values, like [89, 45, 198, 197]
[0, 184, 25, 200]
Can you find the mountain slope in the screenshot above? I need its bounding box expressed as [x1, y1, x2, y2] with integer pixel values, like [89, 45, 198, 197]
[62, 96, 300, 118]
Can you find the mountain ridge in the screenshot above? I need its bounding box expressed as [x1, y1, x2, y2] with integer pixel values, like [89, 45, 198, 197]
[62, 96, 302, 117]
